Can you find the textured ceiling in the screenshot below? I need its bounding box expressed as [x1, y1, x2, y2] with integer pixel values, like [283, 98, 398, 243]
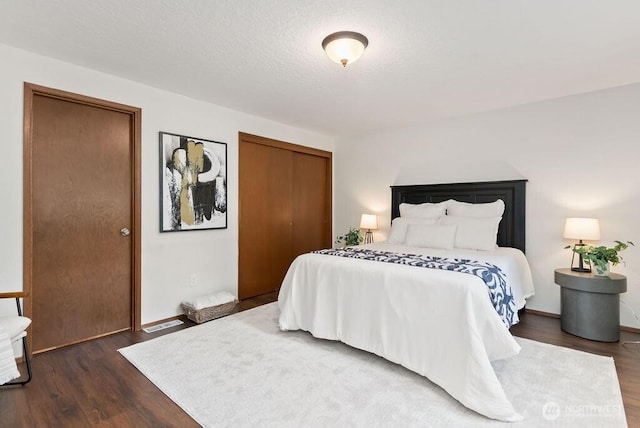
[1, 1, 640, 137]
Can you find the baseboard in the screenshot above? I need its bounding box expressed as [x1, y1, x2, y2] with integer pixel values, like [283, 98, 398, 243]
[621, 325, 640, 334]
[522, 308, 560, 318]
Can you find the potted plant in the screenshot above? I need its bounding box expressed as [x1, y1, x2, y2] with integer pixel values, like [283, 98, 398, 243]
[568, 240, 634, 276]
[335, 228, 363, 247]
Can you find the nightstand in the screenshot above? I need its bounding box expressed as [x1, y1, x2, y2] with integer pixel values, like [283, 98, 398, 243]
[554, 268, 627, 342]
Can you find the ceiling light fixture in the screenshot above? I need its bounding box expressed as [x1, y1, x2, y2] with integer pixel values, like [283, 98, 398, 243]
[322, 31, 368, 67]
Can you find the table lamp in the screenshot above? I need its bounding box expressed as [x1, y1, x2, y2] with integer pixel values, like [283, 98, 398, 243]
[563, 217, 600, 272]
[360, 214, 378, 244]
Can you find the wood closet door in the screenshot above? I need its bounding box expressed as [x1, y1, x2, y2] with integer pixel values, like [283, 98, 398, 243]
[239, 142, 294, 300]
[238, 133, 332, 300]
[292, 152, 331, 256]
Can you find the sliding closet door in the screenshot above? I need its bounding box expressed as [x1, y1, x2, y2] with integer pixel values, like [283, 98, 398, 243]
[292, 152, 331, 256]
[238, 133, 332, 300]
[238, 141, 293, 300]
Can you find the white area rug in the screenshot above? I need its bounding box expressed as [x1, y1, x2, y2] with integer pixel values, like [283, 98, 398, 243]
[119, 303, 626, 427]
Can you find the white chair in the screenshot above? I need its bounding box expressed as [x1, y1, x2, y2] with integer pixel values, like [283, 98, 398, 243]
[0, 291, 32, 386]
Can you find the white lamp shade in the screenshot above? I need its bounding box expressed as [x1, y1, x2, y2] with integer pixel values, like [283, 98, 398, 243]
[563, 217, 601, 241]
[324, 39, 365, 65]
[360, 214, 378, 230]
[322, 31, 368, 66]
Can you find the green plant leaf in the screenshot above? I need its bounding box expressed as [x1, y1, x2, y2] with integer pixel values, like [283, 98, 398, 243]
[567, 240, 633, 267]
[335, 227, 363, 246]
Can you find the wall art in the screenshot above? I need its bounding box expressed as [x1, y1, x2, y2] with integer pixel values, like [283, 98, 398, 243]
[160, 131, 227, 231]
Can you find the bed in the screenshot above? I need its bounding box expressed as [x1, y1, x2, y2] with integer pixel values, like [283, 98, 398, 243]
[278, 180, 534, 421]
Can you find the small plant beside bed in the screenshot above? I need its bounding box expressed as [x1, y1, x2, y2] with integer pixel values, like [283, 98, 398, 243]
[566, 240, 634, 276]
[335, 228, 363, 247]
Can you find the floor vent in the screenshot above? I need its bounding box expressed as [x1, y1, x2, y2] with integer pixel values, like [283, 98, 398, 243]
[143, 319, 184, 333]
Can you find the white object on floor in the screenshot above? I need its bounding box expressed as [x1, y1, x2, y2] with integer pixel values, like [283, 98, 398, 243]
[119, 303, 627, 428]
[182, 291, 236, 310]
[143, 319, 184, 333]
[0, 325, 20, 385]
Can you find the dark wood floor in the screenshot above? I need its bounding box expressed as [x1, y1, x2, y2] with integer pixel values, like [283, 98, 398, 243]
[2, 293, 639, 427]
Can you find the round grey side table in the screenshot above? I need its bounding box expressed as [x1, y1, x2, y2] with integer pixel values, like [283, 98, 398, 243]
[554, 268, 627, 342]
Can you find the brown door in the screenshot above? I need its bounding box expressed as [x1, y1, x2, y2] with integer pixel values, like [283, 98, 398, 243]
[292, 151, 331, 256]
[238, 133, 331, 300]
[238, 141, 294, 300]
[24, 84, 141, 353]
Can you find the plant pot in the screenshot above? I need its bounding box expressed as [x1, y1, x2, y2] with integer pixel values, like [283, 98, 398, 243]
[593, 262, 610, 277]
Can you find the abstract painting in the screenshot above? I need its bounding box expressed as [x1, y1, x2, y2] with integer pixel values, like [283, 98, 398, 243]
[160, 132, 227, 232]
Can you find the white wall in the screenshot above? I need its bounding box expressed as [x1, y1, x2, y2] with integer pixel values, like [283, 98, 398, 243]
[334, 83, 640, 328]
[2, 42, 638, 330]
[0, 43, 334, 324]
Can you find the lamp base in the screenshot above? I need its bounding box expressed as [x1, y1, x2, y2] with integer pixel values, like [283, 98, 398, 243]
[364, 230, 374, 244]
[570, 249, 591, 273]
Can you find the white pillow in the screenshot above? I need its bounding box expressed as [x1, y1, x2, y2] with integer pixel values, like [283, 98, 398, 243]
[387, 217, 438, 244]
[441, 215, 501, 251]
[399, 202, 447, 219]
[404, 224, 457, 250]
[0, 315, 31, 339]
[445, 199, 505, 218]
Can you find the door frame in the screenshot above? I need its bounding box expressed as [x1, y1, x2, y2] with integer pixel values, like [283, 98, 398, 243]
[22, 83, 142, 343]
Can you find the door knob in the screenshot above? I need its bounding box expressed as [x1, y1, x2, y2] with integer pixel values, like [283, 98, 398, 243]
[120, 228, 131, 237]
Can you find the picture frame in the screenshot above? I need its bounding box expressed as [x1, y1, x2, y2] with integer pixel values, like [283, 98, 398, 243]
[160, 131, 227, 232]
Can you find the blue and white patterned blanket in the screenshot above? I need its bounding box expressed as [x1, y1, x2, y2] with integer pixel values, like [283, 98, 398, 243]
[313, 247, 518, 328]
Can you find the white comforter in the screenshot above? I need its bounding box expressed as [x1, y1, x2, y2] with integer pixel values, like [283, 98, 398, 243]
[278, 243, 534, 421]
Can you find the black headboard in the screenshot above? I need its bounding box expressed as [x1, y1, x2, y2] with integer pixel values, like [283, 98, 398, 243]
[390, 180, 527, 253]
